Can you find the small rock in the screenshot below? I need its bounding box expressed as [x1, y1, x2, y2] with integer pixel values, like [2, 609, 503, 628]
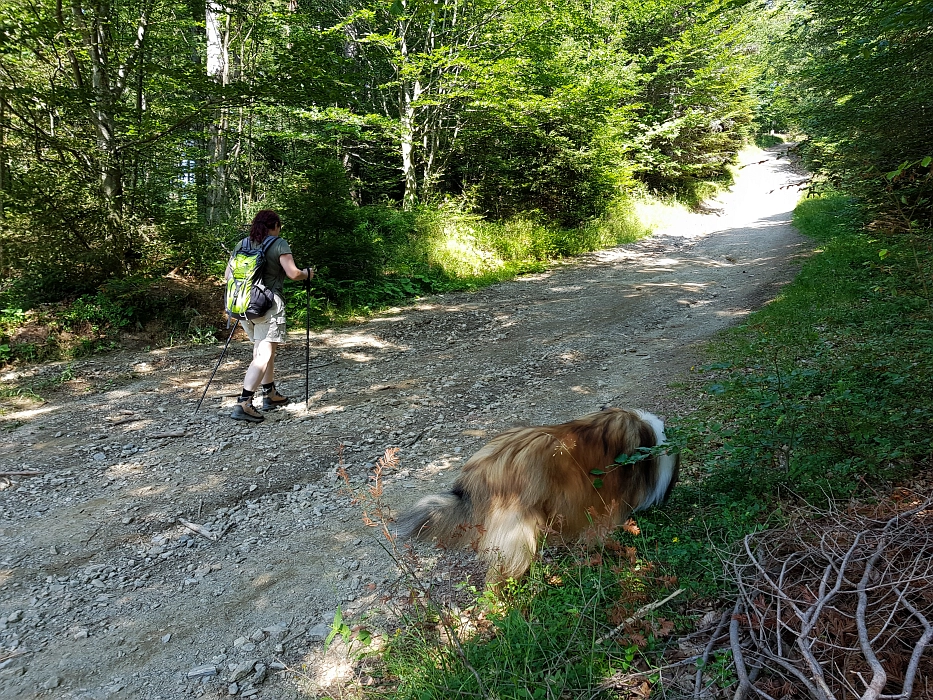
[161, 633, 172, 644]
[0, 667, 26, 680]
[7, 610, 23, 623]
[73, 628, 89, 640]
[233, 636, 249, 648]
[228, 682, 239, 695]
[251, 664, 267, 684]
[186, 665, 218, 680]
[306, 623, 330, 642]
[42, 676, 63, 690]
[229, 659, 257, 682]
[93, 452, 106, 461]
[249, 629, 266, 643]
[262, 623, 289, 640]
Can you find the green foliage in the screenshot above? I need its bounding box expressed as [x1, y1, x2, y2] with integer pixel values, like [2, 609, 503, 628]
[0, 0, 758, 329]
[276, 192, 659, 325]
[758, 0, 933, 223]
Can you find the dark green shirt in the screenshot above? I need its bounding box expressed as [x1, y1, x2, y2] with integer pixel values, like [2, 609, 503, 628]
[261, 236, 292, 296]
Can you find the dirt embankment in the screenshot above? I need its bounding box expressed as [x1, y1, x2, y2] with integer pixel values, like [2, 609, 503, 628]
[0, 146, 809, 699]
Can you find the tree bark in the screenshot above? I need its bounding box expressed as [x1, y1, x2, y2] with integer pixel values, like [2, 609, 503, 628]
[206, 0, 230, 225]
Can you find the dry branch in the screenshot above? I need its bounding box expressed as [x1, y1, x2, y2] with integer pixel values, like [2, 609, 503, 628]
[725, 500, 933, 700]
[594, 587, 684, 645]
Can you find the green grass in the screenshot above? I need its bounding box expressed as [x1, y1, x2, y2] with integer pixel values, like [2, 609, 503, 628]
[754, 133, 785, 148]
[365, 546, 679, 700]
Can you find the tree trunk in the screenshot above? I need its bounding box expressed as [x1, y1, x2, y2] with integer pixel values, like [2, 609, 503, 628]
[400, 81, 420, 210]
[206, 0, 230, 225]
[67, 0, 148, 223]
[398, 3, 421, 210]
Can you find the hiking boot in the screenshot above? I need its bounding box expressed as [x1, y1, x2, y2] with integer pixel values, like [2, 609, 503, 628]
[262, 387, 290, 411]
[231, 399, 264, 423]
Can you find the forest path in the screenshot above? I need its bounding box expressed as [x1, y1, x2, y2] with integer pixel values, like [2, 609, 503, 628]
[0, 145, 808, 699]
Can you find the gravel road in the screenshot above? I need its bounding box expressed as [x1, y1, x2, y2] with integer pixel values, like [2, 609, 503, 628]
[0, 146, 808, 699]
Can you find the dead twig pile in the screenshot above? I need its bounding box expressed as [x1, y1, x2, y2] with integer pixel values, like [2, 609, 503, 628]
[728, 500, 933, 700]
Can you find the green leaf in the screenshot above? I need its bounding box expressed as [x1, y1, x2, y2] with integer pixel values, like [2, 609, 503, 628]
[922, 156, 932, 168]
[324, 607, 343, 649]
[592, 478, 604, 489]
[590, 468, 607, 475]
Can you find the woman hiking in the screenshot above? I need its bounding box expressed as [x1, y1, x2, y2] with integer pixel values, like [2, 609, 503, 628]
[225, 209, 314, 423]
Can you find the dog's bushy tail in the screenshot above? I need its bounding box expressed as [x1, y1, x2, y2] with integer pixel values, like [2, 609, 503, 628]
[396, 490, 475, 546]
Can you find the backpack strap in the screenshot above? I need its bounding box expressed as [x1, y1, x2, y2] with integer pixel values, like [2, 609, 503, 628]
[258, 235, 278, 253]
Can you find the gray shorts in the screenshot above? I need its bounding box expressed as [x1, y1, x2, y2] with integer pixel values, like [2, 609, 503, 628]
[240, 293, 287, 344]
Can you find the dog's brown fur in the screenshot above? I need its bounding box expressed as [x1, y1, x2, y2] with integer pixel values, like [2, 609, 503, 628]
[397, 408, 679, 583]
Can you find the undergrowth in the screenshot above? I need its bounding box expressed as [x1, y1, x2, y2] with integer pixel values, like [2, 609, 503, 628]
[0, 192, 667, 368]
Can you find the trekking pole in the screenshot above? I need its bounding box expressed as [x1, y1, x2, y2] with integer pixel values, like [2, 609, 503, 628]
[305, 272, 311, 408]
[195, 321, 237, 414]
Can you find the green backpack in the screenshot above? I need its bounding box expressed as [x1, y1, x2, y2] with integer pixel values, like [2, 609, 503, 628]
[225, 236, 277, 320]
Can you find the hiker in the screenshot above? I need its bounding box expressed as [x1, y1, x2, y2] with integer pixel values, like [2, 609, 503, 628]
[225, 209, 314, 423]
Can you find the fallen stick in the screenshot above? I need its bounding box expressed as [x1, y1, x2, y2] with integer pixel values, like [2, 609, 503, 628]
[0, 649, 32, 664]
[178, 517, 218, 542]
[597, 654, 702, 693]
[0, 471, 41, 477]
[595, 587, 685, 645]
[695, 611, 730, 699]
[148, 430, 186, 439]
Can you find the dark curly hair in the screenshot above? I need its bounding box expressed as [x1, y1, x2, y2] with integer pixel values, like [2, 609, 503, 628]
[249, 209, 281, 244]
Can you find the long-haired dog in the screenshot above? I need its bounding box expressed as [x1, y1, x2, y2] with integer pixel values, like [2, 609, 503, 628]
[397, 408, 679, 584]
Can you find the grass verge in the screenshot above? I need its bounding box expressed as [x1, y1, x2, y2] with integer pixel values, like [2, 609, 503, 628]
[333, 192, 933, 699]
[629, 191, 933, 591]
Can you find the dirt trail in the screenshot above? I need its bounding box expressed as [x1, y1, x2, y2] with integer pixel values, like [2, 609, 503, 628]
[0, 146, 808, 699]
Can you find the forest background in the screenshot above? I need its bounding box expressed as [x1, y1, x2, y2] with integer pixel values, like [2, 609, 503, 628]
[1, 0, 927, 361]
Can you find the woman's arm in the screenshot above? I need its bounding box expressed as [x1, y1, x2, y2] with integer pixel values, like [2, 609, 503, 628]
[279, 253, 314, 281]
